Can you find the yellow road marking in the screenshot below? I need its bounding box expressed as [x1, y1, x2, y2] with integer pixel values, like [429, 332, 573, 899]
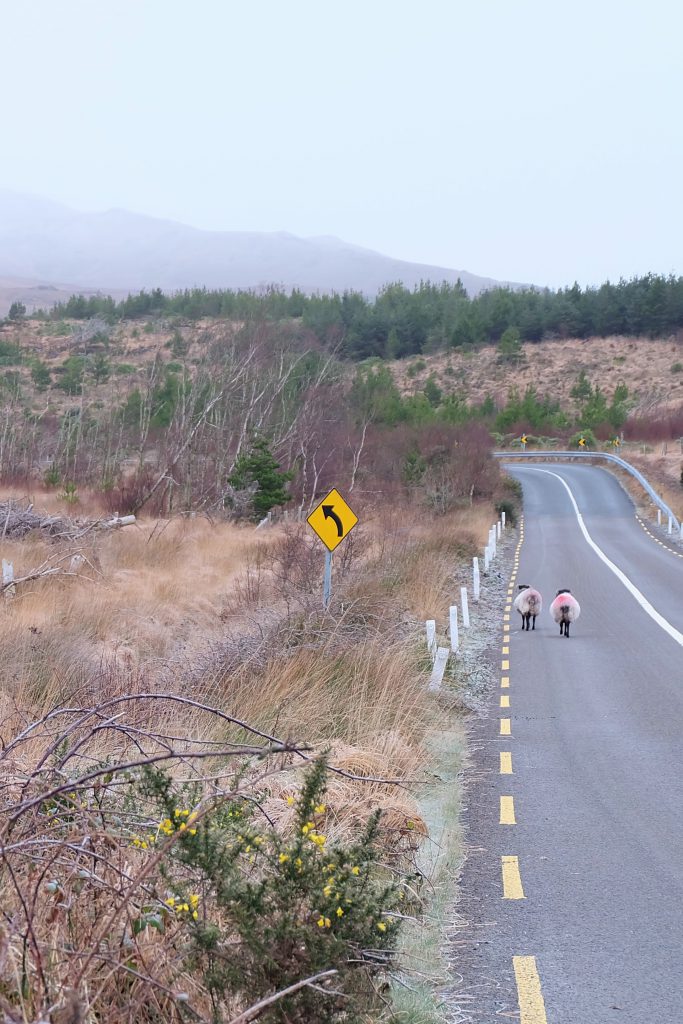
[500, 694, 510, 707]
[500, 751, 513, 773]
[503, 614, 510, 622]
[501, 675, 510, 687]
[502, 645, 509, 654]
[502, 856, 525, 899]
[501, 659, 509, 670]
[500, 718, 511, 735]
[513, 956, 548, 1023]
[500, 795, 516, 824]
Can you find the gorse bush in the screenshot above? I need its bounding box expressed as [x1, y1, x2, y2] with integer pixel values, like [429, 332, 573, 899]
[0, 707, 409, 1024]
[141, 758, 403, 1022]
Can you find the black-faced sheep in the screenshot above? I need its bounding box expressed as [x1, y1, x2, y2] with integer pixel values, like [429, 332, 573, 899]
[549, 589, 581, 637]
[513, 584, 542, 631]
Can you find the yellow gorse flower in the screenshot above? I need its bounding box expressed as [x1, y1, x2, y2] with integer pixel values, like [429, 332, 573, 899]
[314, 803, 326, 814]
[351, 866, 360, 875]
[377, 921, 387, 932]
[316, 916, 331, 928]
[336, 907, 344, 917]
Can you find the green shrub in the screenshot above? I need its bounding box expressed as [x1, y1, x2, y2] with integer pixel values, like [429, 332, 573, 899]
[671, 362, 683, 373]
[136, 757, 403, 1022]
[31, 359, 51, 391]
[115, 363, 136, 375]
[406, 359, 427, 378]
[43, 465, 61, 488]
[59, 481, 79, 505]
[495, 498, 517, 526]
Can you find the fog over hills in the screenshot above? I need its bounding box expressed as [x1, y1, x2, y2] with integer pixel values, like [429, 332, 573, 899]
[0, 190, 521, 310]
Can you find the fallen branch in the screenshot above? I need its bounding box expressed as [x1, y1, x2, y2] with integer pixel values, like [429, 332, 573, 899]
[0, 499, 136, 541]
[226, 970, 338, 1024]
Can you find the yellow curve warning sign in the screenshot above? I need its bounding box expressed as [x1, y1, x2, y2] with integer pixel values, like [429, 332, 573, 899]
[307, 488, 359, 552]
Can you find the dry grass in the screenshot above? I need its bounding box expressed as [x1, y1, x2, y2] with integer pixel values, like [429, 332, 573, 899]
[0, 492, 495, 1022]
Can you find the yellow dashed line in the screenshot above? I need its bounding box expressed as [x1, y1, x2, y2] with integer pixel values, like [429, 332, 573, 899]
[513, 956, 548, 1023]
[500, 751, 513, 773]
[635, 514, 683, 559]
[501, 676, 510, 687]
[500, 694, 510, 707]
[501, 659, 509, 670]
[500, 795, 516, 824]
[500, 718, 511, 735]
[502, 646, 509, 654]
[503, 614, 510, 622]
[502, 856, 525, 899]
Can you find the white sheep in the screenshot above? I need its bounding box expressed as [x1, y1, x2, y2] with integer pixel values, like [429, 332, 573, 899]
[513, 584, 542, 631]
[549, 589, 581, 637]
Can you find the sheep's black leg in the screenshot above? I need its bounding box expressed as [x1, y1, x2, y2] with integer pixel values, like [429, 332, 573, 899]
[531, 615, 536, 631]
[565, 621, 570, 637]
[559, 622, 564, 635]
[525, 613, 530, 631]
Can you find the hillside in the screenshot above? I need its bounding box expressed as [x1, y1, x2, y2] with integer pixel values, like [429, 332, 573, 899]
[391, 335, 683, 416]
[1, 313, 682, 520]
[0, 190, 520, 306]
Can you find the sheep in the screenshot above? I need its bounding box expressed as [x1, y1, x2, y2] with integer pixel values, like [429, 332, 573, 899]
[549, 589, 581, 637]
[513, 584, 542, 631]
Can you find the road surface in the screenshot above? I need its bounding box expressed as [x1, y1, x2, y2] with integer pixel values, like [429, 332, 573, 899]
[453, 463, 683, 1023]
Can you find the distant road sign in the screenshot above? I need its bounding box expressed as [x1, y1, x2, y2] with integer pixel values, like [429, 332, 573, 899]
[307, 487, 358, 552]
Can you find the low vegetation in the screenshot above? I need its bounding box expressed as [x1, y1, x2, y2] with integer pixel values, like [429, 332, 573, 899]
[0, 471, 503, 1021]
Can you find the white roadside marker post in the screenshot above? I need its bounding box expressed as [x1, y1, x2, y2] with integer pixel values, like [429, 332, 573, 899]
[461, 587, 470, 628]
[449, 605, 459, 652]
[473, 557, 480, 601]
[497, 521, 502, 540]
[425, 619, 437, 663]
[429, 647, 450, 692]
[501, 510, 506, 528]
[2, 559, 15, 599]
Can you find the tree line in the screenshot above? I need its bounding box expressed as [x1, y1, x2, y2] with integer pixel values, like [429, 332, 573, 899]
[40, 273, 683, 359]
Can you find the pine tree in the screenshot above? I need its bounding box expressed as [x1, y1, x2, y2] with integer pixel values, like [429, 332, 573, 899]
[228, 438, 293, 517]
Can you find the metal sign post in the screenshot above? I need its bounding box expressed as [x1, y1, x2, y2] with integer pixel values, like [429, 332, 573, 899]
[323, 550, 333, 609]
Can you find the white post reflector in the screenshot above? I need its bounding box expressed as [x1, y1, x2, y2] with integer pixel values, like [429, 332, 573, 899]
[449, 605, 459, 652]
[461, 587, 470, 628]
[425, 619, 437, 662]
[429, 647, 449, 692]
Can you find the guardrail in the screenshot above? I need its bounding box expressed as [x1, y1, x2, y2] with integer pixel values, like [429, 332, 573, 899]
[493, 450, 680, 532]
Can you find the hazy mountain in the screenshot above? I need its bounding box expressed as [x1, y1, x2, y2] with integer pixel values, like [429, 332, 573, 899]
[0, 189, 521, 304]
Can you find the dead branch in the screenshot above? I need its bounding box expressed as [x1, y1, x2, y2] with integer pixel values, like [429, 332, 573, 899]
[226, 970, 338, 1024]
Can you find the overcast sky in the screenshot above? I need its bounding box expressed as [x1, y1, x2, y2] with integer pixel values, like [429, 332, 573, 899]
[2, 0, 681, 289]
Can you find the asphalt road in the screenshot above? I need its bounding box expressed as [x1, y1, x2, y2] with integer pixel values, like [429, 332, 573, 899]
[452, 464, 683, 1023]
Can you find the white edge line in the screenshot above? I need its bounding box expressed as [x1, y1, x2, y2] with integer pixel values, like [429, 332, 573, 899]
[533, 469, 683, 649]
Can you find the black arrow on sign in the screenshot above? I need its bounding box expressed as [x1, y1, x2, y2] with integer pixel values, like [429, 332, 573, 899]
[322, 504, 343, 537]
